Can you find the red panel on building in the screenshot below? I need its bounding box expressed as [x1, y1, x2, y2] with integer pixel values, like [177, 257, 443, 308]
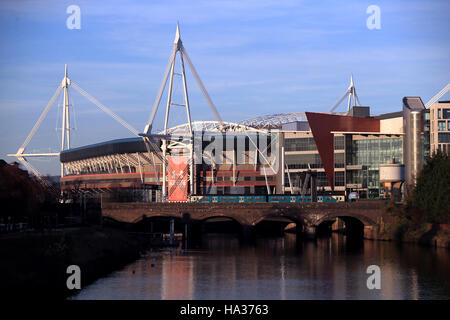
[305, 112, 380, 188]
[167, 156, 189, 202]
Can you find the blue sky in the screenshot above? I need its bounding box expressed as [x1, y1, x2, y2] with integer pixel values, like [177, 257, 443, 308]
[1, 0, 449, 175]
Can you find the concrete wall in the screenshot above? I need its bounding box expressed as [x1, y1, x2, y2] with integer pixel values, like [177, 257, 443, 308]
[380, 117, 403, 134]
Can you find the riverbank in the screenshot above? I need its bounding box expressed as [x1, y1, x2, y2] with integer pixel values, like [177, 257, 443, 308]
[0, 226, 153, 299]
[364, 203, 450, 249]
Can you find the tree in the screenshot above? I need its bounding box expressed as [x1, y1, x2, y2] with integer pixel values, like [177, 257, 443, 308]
[412, 151, 450, 224]
[0, 160, 58, 221]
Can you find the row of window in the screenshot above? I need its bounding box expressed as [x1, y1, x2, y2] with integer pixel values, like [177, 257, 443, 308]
[284, 136, 345, 152]
[285, 153, 322, 168]
[435, 108, 450, 120]
[283, 171, 344, 187]
[285, 152, 345, 169]
[208, 186, 267, 195]
[346, 169, 380, 189]
[284, 137, 317, 151]
[201, 175, 274, 182]
[349, 138, 403, 169]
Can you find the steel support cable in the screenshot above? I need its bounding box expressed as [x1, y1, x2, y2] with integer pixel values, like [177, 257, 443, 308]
[143, 137, 166, 164]
[328, 91, 349, 113]
[19, 86, 63, 152]
[146, 48, 177, 134]
[426, 84, 450, 108]
[17, 157, 57, 193]
[180, 47, 224, 131]
[245, 130, 278, 175]
[355, 91, 361, 106]
[17, 157, 40, 177]
[71, 82, 139, 136]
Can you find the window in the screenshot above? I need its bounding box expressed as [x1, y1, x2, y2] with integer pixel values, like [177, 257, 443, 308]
[448, 121, 450, 131]
[438, 133, 450, 143]
[438, 121, 446, 131]
[334, 153, 345, 168]
[438, 109, 442, 119]
[334, 136, 345, 150]
[334, 171, 345, 186]
[316, 172, 329, 187]
[444, 109, 450, 119]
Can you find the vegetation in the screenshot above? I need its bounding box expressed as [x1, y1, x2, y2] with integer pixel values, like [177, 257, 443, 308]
[410, 151, 450, 224]
[380, 152, 450, 247]
[0, 159, 60, 224]
[0, 159, 151, 298]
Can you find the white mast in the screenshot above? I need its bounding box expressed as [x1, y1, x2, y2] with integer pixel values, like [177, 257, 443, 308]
[60, 64, 71, 176]
[328, 74, 361, 114]
[8, 65, 139, 179]
[142, 23, 225, 201]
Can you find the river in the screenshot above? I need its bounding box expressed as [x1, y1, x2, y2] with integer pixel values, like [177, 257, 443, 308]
[71, 233, 450, 300]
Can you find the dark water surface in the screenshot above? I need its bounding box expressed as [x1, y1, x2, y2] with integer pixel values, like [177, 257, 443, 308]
[72, 233, 450, 300]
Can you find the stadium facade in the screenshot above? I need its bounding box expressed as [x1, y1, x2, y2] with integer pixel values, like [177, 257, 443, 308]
[60, 98, 443, 201]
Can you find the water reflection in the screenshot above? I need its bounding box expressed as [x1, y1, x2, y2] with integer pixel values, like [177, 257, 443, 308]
[72, 233, 450, 300]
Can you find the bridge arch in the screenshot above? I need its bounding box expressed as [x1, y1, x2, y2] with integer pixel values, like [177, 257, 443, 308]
[134, 214, 183, 233]
[252, 213, 305, 226]
[315, 212, 376, 227]
[252, 213, 305, 236]
[198, 215, 244, 234]
[315, 214, 371, 239]
[200, 215, 243, 224]
[188, 215, 252, 246]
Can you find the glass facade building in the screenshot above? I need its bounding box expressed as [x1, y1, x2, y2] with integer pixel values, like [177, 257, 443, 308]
[346, 137, 403, 198]
[284, 134, 403, 198]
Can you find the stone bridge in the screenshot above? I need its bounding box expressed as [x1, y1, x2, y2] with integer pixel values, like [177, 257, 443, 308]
[102, 200, 387, 239]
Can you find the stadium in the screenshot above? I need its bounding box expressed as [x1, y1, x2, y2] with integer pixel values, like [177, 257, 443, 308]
[9, 25, 449, 203]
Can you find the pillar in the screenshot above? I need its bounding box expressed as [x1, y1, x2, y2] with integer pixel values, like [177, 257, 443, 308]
[240, 224, 256, 244]
[303, 225, 317, 239]
[169, 218, 175, 245]
[182, 213, 191, 248]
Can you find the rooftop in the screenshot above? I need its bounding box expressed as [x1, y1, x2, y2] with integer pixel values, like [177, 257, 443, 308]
[403, 97, 425, 111]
